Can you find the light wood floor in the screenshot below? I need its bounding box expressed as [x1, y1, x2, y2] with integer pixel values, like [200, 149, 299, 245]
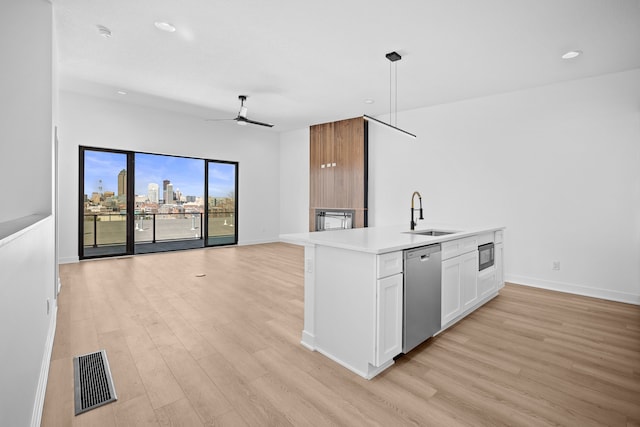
[42, 243, 640, 426]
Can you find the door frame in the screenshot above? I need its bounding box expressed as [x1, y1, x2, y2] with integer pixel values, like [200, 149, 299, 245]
[78, 146, 135, 259]
[79, 147, 239, 258]
[204, 159, 239, 247]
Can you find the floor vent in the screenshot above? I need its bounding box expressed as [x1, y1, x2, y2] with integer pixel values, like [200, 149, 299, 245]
[73, 350, 117, 415]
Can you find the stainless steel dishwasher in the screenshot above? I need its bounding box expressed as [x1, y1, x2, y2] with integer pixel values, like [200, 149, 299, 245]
[403, 244, 442, 353]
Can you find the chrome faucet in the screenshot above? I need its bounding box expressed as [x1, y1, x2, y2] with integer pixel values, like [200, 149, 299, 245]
[410, 191, 424, 230]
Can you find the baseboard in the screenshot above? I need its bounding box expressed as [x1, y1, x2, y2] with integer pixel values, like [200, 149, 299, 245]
[31, 303, 57, 427]
[313, 347, 374, 379]
[60, 241, 283, 261]
[238, 238, 279, 246]
[301, 331, 316, 350]
[506, 275, 640, 306]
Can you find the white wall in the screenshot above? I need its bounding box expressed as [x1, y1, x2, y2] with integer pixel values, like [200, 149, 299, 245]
[0, 1, 57, 426]
[280, 128, 310, 234]
[58, 91, 281, 262]
[0, 0, 52, 222]
[0, 217, 56, 427]
[280, 69, 640, 304]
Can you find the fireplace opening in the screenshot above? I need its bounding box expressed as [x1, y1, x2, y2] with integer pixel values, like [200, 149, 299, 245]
[315, 209, 355, 231]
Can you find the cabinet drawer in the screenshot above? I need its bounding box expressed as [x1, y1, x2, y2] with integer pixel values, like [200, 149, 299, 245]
[377, 251, 403, 278]
[478, 268, 497, 298]
[441, 236, 478, 260]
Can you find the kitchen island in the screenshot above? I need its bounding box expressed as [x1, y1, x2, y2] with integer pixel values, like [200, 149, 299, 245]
[281, 224, 505, 379]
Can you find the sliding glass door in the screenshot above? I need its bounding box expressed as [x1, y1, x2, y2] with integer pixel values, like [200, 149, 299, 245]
[80, 148, 133, 258]
[80, 147, 238, 259]
[206, 161, 238, 246]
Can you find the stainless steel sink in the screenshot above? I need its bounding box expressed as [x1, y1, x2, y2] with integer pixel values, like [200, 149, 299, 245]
[405, 230, 458, 236]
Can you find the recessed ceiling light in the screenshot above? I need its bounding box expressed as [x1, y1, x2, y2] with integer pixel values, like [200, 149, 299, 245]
[154, 21, 176, 33]
[364, 99, 375, 104]
[117, 90, 127, 95]
[561, 50, 582, 59]
[96, 25, 112, 38]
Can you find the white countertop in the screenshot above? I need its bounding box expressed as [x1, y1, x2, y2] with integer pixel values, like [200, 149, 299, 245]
[280, 223, 505, 254]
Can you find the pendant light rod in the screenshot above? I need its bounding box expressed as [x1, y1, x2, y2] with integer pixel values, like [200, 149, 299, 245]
[388, 51, 400, 127]
[387, 51, 401, 126]
[395, 60, 398, 126]
[363, 114, 417, 139]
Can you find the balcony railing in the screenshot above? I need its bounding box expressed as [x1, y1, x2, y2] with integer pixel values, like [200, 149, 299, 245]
[83, 213, 128, 247]
[83, 211, 236, 251]
[137, 212, 206, 244]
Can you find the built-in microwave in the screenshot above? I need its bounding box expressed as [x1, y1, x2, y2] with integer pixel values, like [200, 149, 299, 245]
[478, 242, 495, 271]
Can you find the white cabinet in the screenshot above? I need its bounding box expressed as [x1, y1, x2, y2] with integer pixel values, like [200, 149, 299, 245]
[495, 242, 504, 290]
[441, 236, 478, 260]
[375, 251, 403, 367]
[375, 273, 403, 366]
[460, 251, 479, 310]
[478, 268, 497, 298]
[377, 251, 403, 278]
[441, 257, 462, 325]
[442, 250, 478, 325]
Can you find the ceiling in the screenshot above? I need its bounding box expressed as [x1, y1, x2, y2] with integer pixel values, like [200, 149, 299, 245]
[54, 0, 640, 132]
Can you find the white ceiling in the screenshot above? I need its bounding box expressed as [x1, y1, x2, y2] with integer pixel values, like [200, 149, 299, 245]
[54, 0, 640, 132]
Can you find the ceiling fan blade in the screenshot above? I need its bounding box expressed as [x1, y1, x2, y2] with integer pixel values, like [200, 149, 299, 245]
[208, 96, 275, 128]
[243, 117, 274, 128]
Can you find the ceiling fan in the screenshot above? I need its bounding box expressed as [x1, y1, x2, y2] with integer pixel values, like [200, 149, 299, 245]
[207, 95, 274, 128]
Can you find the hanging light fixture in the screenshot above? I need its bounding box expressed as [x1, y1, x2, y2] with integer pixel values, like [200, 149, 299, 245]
[363, 51, 416, 139]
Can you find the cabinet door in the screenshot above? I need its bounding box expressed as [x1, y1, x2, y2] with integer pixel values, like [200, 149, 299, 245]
[441, 257, 463, 325]
[333, 118, 365, 208]
[495, 243, 504, 289]
[309, 122, 335, 209]
[478, 268, 497, 298]
[321, 124, 335, 207]
[460, 250, 479, 311]
[309, 124, 322, 210]
[375, 273, 403, 366]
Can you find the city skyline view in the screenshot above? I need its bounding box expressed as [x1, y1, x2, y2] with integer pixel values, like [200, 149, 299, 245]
[83, 150, 236, 199]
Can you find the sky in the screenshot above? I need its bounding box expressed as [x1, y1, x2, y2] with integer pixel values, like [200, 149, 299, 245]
[83, 150, 236, 199]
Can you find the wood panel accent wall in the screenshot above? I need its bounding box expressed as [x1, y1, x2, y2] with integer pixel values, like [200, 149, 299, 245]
[309, 117, 368, 231]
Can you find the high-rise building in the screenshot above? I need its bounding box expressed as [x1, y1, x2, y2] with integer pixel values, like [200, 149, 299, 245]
[147, 183, 159, 203]
[117, 169, 127, 196]
[165, 183, 174, 204]
[163, 179, 170, 204]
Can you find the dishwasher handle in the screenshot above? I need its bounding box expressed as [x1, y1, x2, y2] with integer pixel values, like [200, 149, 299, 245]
[405, 244, 441, 261]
